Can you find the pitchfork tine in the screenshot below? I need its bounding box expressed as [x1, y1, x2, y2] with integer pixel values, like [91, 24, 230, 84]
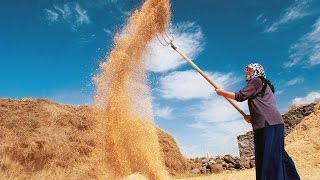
[163, 32, 174, 44]
[157, 34, 169, 46]
[156, 30, 247, 118]
[157, 31, 174, 46]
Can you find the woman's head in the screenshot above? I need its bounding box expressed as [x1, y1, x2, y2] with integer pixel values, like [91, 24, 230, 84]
[245, 63, 266, 81]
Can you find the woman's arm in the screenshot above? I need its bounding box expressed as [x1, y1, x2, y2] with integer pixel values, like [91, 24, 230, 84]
[215, 88, 235, 99]
[215, 88, 252, 124]
[234, 78, 261, 102]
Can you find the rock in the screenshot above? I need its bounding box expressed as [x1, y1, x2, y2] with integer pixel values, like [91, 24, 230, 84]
[234, 160, 241, 169]
[200, 167, 207, 174]
[194, 158, 201, 163]
[224, 154, 235, 165]
[237, 131, 254, 158]
[209, 159, 215, 164]
[210, 164, 224, 173]
[222, 161, 227, 167]
[215, 157, 224, 164]
[250, 160, 255, 168]
[227, 163, 234, 169]
[191, 168, 201, 174]
[204, 164, 212, 173]
[239, 157, 250, 169]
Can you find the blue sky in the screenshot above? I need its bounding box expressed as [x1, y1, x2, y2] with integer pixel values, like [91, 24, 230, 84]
[1, 0, 320, 157]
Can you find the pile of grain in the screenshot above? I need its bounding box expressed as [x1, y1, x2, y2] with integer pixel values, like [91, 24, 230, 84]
[285, 102, 320, 179]
[0, 99, 109, 179]
[0, 98, 194, 179]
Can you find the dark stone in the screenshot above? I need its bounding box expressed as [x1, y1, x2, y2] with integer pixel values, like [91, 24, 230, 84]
[210, 164, 223, 173]
[224, 154, 235, 165]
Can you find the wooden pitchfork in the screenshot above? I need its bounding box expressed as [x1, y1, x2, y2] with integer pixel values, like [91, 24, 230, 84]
[157, 32, 247, 118]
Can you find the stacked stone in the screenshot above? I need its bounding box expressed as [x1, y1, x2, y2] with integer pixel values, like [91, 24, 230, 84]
[189, 154, 255, 174]
[283, 103, 315, 136]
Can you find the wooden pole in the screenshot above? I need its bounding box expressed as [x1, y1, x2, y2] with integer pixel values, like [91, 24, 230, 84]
[170, 43, 247, 117]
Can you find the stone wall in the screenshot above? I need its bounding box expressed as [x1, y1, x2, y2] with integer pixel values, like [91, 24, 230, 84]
[237, 131, 254, 158]
[189, 154, 255, 174]
[237, 103, 316, 160]
[283, 103, 315, 136]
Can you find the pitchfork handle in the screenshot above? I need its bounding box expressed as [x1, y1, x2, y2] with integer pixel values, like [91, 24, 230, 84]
[170, 43, 247, 117]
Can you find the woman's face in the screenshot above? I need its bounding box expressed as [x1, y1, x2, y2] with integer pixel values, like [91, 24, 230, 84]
[245, 67, 255, 79]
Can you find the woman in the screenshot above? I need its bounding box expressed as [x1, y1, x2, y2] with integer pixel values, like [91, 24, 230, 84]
[215, 63, 300, 180]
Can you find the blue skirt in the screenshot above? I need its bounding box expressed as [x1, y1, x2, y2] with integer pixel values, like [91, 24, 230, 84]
[253, 121, 300, 180]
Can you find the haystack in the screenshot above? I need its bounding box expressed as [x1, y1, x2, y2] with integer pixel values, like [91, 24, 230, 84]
[0, 98, 192, 179]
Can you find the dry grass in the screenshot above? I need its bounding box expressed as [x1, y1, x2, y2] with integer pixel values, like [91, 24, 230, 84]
[0, 98, 194, 179]
[178, 169, 255, 180]
[284, 103, 320, 180]
[157, 129, 197, 177]
[0, 99, 110, 179]
[0, 100, 319, 179]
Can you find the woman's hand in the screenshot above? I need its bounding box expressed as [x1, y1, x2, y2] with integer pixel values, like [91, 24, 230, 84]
[244, 115, 251, 123]
[215, 88, 225, 96]
[215, 88, 236, 100]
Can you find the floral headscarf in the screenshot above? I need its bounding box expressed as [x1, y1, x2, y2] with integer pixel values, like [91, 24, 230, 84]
[245, 63, 266, 81]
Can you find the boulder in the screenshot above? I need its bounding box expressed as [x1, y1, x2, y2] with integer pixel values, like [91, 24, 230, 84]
[210, 164, 224, 173]
[223, 154, 235, 165]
